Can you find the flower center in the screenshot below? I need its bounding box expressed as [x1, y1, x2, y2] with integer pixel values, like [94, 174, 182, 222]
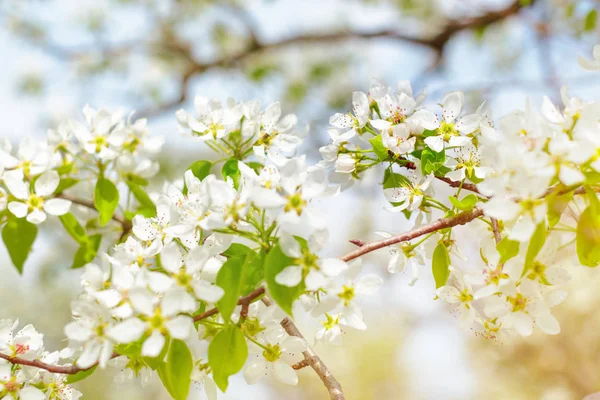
[262, 344, 282, 362]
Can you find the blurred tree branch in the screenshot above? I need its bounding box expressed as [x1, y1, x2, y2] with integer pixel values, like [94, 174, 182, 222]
[7, 0, 533, 118]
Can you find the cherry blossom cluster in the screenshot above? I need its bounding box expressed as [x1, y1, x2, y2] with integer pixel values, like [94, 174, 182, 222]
[0, 320, 81, 399]
[0, 46, 599, 400]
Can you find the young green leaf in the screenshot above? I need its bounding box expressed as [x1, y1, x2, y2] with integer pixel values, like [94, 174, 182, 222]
[188, 160, 213, 181]
[576, 206, 600, 267]
[368, 134, 388, 161]
[496, 237, 520, 264]
[208, 325, 248, 392]
[448, 194, 478, 211]
[126, 181, 156, 217]
[94, 178, 119, 226]
[264, 244, 305, 316]
[72, 234, 102, 269]
[59, 213, 88, 245]
[222, 243, 253, 257]
[522, 222, 547, 276]
[157, 339, 193, 400]
[222, 159, 241, 189]
[546, 191, 573, 228]
[65, 366, 97, 384]
[432, 243, 451, 288]
[2, 217, 38, 274]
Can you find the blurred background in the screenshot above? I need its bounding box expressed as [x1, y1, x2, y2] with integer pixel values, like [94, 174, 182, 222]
[1, 0, 600, 399]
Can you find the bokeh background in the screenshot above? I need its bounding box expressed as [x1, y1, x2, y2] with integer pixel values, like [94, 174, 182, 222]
[1, 0, 600, 399]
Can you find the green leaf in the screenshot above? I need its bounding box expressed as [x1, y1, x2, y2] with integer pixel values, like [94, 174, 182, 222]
[94, 178, 119, 227]
[368, 134, 388, 161]
[432, 243, 451, 289]
[383, 169, 410, 189]
[55, 178, 79, 194]
[576, 206, 600, 267]
[448, 194, 478, 211]
[547, 191, 573, 227]
[188, 160, 213, 181]
[157, 339, 193, 400]
[421, 148, 446, 175]
[585, 9, 597, 32]
[72, 234, 102, 269]
[208, 325, 248, 392]
[522, 222, 547, 276]
[126, 181, 156, 217]
[65, 366, 97, 384]
[222, 159, 241, 189]
[2, 217, 37, 274]
[217, 251, 264, 322]
[59, 213, 88, 245]
[496, 237, 520, 264]
[264, 244, 305, 316]
[222, 243, 253, 257]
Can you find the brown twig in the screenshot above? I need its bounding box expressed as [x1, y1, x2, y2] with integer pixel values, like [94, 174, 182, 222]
[192, 286, 265, 322]
[341, 207, 484, 262]
[262, 297, 345, 400]
[57, 193, 132, 237]
[490, 218, 502, 244]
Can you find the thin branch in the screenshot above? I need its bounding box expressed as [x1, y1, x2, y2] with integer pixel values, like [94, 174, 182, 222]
[341, 207, 485, 262]
[135, 0, 529, 117]
[192, 286, 265, 322]
[491, 218, 502, 244]
[57, 193, 132, 236]
[262, 296, 345, 400]
[0, 352, 118, 375]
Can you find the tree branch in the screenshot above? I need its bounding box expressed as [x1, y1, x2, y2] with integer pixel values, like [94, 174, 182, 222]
[136, 0, 529, 117]
[341, 207, 485, 262]
[262, 296, 345, 400]
[57, 193, 132, 237]
[192, 286, 265, 322]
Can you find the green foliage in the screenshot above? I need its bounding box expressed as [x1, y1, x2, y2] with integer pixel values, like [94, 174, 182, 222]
[222, 159, 241, 189]
[577, 192, 600, 267]
[584, 9, 597, 32]
[208, 325, 248, 392]
[59, 213, 88, 245]
[157, 340, 193, 400]
[522, 222, 547, 276]
[496, 237, 520, 264]
[72, 234, 102, 269]
[65, 366, 97, 384]
[546, 191, 573, 227]
[448, 194, 478, 211]
[55, 178, 79, 194]
[264, 243, 305, 316]
[421, 148, 446, 175]
[222, 243, 253, 257]
[432, 243, 451, 289]
[216, 250, 264, 322]
[126, 181, 156, 217]
[2, 216, 37, 274]
[369, 134, 388, 161]
[94, 177, 119, 226]
[188, 160, 213, 181]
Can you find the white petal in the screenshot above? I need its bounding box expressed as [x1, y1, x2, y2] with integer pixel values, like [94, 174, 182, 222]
[106, 318, 145, 343]
[244, 358, 267, 385]
[4, 174, 29, 200]
[165, 316, 193, 340]
[279, 232, 301, 258]
[34, 170, 60, 197]
[536, 312, 560, 335]
[162, 288, 197, 316]
[43, 198, 71, 215]
[320, 258, 347, 277]
[26, 209, 46, 224]
[273, 360, 298, 385]
[276, 266, 303, 287]
[354, 274, 383, 295]
[441, 91, 463, 123]
[19, 386, 45, 400]
[8, 201, 28, 218]
[161, 242, 184, 273]
[142, 331, 166, 357]
[192, 280, 224, 303]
